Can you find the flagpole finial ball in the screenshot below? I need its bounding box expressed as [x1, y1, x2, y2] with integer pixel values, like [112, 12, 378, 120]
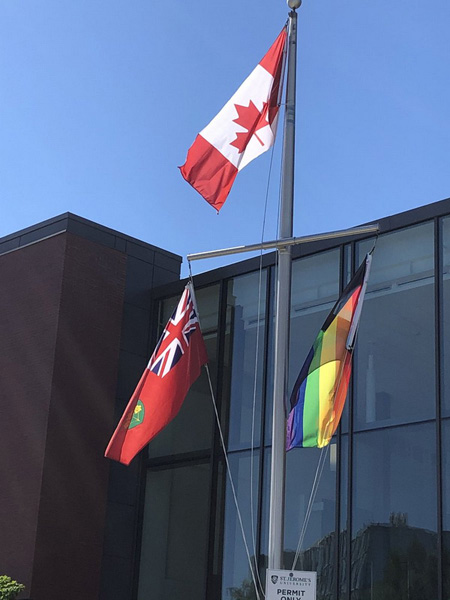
[287, 0, 302, 8]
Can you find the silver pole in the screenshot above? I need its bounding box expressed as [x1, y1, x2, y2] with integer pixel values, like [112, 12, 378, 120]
[268, 7, 298, 570]
[186, 224, 379, 262]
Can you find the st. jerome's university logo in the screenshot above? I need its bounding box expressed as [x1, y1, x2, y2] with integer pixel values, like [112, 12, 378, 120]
[271, 576, 278, 584]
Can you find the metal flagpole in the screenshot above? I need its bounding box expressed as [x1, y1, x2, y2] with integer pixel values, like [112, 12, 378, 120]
[184, 0, 380, 578]
[186, 224, 379, 262]
[268, 0, 300, 570]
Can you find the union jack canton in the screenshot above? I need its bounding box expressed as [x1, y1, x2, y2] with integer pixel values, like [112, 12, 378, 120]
[148, 286, 201, 378]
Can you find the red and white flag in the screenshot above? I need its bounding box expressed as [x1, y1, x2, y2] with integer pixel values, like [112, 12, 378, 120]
[180, 27, 287, 212]
[105, 284, 208, 465]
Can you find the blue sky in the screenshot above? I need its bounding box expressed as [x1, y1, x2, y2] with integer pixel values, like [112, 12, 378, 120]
[1, 0, 449, 276]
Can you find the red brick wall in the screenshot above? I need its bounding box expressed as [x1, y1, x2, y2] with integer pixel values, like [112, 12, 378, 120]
[0, 232, 127, 600]
[0, 234, 67, 592]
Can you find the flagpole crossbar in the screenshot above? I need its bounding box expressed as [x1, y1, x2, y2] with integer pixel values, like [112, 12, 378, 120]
[186, 224, 379, 262]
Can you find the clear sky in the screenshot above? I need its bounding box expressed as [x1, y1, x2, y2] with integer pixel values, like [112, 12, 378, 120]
[1, 0, 449, 277]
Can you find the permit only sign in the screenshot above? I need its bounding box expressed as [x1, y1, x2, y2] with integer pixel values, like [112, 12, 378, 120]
[266, 569, 317, 600]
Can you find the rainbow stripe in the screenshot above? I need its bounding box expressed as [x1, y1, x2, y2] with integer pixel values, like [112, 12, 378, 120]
[286, 253, 372, 450]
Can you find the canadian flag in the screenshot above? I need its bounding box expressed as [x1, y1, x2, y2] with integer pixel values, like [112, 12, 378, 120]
[180, 28, 287, 211]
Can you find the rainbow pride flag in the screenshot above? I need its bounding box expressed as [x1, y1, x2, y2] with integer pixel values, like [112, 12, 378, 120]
[286, 253, 372, 450]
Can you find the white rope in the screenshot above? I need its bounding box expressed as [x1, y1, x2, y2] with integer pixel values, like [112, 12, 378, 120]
[205, 364, 262, 600]
[250, 262, 265, 598]
[291, 444, 330, 571]
[289, 250, 375, 570]
[249, 140, 278, 600]
[289, 250, 373, 571]
[189, 273, 261, 599]
[290, 344, 350, 571]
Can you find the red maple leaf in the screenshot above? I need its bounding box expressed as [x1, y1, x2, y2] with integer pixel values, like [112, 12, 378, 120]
[230, 100, 278, 154]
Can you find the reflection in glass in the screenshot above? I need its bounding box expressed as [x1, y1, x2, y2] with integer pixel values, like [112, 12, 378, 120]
[138, 463, 210, 600]
[284, 445, 337, 600]
[148, 285, 219, 458]
[222, 451, 261, 600]
[339, 435, 348, 600]
[352, 424, 437, 600]
[355, 225, 435, 430]
[226, 272, 267, 451]
[138, 215, 447, 600]
[289, 250, 340, 391]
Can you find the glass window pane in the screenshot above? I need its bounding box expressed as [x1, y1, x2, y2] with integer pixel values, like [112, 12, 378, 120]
[441, 217, 450, 416]
[148, 285, 219, 458]
[355, 224, 435, 430]
[138, 463, 210, 600]
[441, 418, 450, 598]
[351, 424, 437, 600]
[284, 445, 337, 600]
[289, 249, 341, 392]
[226, 272, 267, 451]
[221, 451, 261, 600]
[339, 435, 349, 600]
[266, 250, 341, 446]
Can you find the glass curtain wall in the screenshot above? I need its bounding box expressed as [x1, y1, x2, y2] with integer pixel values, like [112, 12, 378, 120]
[221, 270, 268, 600]
[355, 225, 435, 431]
[351, 224, 437, 600]
[138, 462, 211, 599]
[441, 217, 450, 598]
[283, 249, 340, 599]
[137, 285, 220, 600]
[138, 214, 450, 600]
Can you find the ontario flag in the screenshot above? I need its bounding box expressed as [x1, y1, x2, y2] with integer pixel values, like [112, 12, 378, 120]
[180, 26, 287, 212]
[105, 283, 208, 465]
